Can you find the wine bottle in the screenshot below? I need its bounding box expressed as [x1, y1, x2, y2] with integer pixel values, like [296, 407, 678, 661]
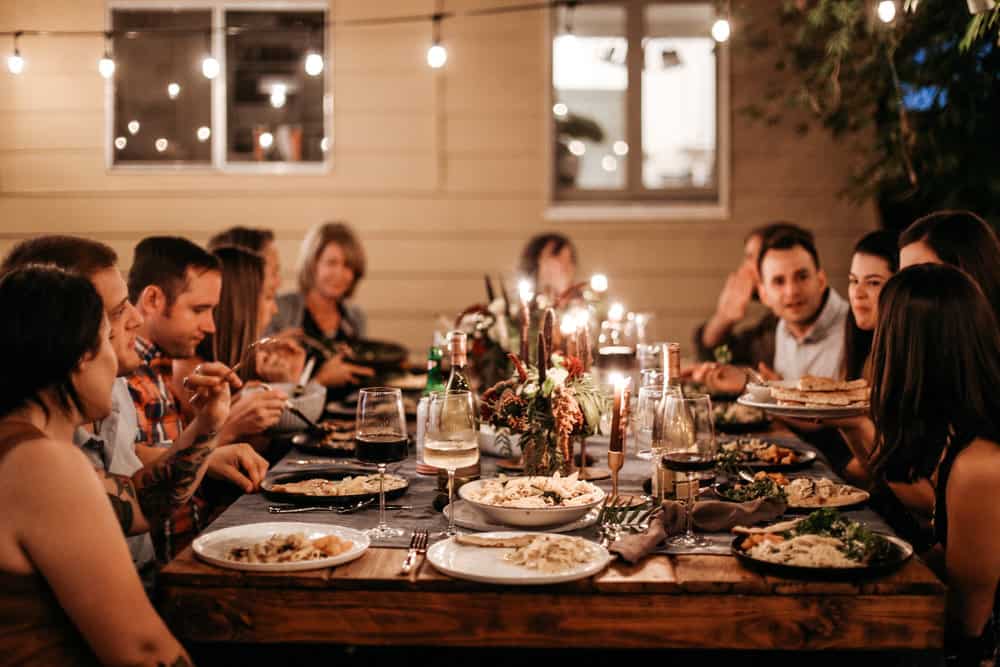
[444, 330, 471, 392]
[422, 332, 446, 397]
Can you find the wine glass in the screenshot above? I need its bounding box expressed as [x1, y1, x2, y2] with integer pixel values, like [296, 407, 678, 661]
[423, 390, 479, 537]
[635, 369, 665, 461]
[658, 393, 716, 548]
[355, 387, 408, 540]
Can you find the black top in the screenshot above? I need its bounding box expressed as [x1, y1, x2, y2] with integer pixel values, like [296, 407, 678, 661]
[935, 443, 999, 665]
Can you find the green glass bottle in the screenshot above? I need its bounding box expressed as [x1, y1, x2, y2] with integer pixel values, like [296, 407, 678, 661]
[422, 333, 446, 397]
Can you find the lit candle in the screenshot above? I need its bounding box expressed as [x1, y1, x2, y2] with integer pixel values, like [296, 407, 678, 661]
[518, 279, 533, 362]
[590, 273, 608, 293]
[609, 373, 628, 453]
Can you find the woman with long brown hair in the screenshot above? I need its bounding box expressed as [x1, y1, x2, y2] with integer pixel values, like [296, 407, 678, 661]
[869, 264, 1000, 665]
[842, 230, 898, 380]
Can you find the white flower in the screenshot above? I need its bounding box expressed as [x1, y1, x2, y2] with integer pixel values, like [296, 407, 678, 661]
[522, 382, 539, 397]
[548, 367, 569, 387]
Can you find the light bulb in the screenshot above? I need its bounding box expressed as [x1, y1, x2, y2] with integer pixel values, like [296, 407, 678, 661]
[877, 0, 896, 23]
[201, 56, 220, 79]
[114, 136, 127, 150]
[167, 82, 180, 99]
[711, 18, 731, 43]
[98, 55, 116, 79]
[304, 52, 324, 76]
[320, 137, 329, 153]
[154, 138, 168, 152]
[609, 302, 625, 321]
[518, 279, 534, 304]
[552, 103, 568, 118]
[601, 155, 618, 172]
[590, 274, 608, 293]
[269, 83, 287, 109]
[196, 126, 211, 142]
[7, 50, 24, 75]
[560, 313, 577, 336]
[127, 120, 140, 135]
[613, 140, 629, 156]
[258, 132, 274, 149]
[568, 140, 585, 156]
[426, 43, 447, 69]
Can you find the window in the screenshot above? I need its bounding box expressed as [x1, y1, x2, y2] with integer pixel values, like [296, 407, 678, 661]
[550, 1, 728, 216]
[107, 3, 328, 171]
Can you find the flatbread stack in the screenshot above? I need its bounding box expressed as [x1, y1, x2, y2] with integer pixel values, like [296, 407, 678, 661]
[770, 376, 870, 408]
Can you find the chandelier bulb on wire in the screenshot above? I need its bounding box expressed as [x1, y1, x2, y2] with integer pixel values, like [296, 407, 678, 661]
[876, 0, 897, 23]
[427, 43, 447, 68]
[201, 55, 220, 79]
[304, 51, 324, 76]
[7, 48, 24, 75]
[711, 18, 731, 43]
[98, 52, 116, 79]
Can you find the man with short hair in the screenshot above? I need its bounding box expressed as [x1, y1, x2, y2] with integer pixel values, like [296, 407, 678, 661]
[757, 228, 848, 381]
[127, 236, 269, 561]
[0, 235, 240, 576]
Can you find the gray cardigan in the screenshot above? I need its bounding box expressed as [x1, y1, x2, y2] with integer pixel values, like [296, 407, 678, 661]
[266, 292, 367, 340]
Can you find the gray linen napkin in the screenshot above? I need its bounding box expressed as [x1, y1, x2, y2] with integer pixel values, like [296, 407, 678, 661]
[610, 497, 787, 563]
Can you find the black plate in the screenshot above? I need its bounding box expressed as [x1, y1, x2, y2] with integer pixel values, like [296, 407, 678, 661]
[714, 480, 869, 512]
[262, 469, 409, 505]
[346, 338, 408, 372]
[719, 439, 817, 471]
[731, 532, 912, 580]
[289, 431, 355, 457]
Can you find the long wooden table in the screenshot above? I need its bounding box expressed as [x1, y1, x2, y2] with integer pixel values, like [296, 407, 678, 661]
[158, 434, 946, 651]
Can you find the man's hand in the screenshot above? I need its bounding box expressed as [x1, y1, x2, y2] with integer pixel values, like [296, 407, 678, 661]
[219, 385, 288, 443]
[715, 263, 757, 325]
[206, 443, 269, 493]
[313, 354, 375, 388]
[181, 362, 243, 435]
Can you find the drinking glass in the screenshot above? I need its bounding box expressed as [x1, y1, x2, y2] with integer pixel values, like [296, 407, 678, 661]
[355, 387, 408, 539]
[658, 393, 716, 548]
[423, 390, 479, 537]
[635, 369, 664, 461]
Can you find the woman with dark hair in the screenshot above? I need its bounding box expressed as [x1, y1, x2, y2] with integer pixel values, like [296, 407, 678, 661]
[899, 209, 1000, 322]
[868, 264, 1000, 665]
[267, 221, 374, 388]
[0, 266, 192, 664]
[207, 226, 280, 318]
[842, 230, 899, 380]
[519, 232, 578, 299]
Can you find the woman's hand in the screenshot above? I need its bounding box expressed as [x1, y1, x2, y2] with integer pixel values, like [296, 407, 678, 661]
[313, 354, 375, 387]
[256, 338, 307, 383]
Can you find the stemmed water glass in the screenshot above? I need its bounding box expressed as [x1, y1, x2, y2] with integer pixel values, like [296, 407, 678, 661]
[355, 387, 408, 540]
[659, 393, 716, 548]
[423, 390, 479, 537]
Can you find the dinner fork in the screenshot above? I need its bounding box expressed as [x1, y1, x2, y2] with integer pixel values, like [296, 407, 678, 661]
[400, 529, 429, 575]
[267, 499, 375, 514]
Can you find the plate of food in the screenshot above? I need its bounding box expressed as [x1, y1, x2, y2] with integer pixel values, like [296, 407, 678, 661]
[290, 419, 356, 456]
[427, 532, 611, 585]
[261, 470, 409, 505]
[346, 338, 408, 372]
[193, 522, 369, 572]
[716, 473, 870, 511]
[444, 500, 601, 534]
[731, 509, 912, 579]
[737, 376, 870, 419]
[719, 437, 817, 471]
[458, 473, 606, 528]
[713, 400, 770, 434]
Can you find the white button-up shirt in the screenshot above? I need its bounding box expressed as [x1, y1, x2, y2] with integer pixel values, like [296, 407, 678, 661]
[773, 288, 848, 381]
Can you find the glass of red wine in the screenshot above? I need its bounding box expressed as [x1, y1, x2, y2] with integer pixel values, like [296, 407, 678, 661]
[659, 393, 716, 549]
[356, 387, 408, 540]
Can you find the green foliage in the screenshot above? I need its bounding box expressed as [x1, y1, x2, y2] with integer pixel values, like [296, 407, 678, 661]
[742, 0, 1000, 227]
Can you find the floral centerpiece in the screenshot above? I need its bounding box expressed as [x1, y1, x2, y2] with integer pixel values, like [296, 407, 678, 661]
[480, 310, 606, 475]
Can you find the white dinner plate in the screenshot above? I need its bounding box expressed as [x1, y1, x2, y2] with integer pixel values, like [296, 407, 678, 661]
[444, 500, 600, 534]
[426, 531, 611, 585]
[193, 522, 369, 572]
[736, 395, 869, 419]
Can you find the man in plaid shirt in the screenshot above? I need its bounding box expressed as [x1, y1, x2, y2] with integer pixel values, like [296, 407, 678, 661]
[127, 237, 269, 561]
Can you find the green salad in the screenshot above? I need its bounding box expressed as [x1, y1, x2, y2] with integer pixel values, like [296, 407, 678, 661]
[787, 509, 895, 564]
[717, 477, 786, 503]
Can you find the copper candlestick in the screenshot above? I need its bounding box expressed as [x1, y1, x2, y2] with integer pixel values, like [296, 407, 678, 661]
[607, 450, 624, 498]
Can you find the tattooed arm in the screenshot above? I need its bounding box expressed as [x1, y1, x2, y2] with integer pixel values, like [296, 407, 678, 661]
[133, 430, 216, 524]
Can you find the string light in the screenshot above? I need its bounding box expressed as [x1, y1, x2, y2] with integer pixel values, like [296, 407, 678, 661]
[154, 138, 168, 152]
[426, 13, 447, 69]
[613, 140, 629, 156]
[877, 0, 897, 23]
[712, 0, 732, 43]
[7, 32, 24, 75]
[196, 126, 211, 142]
[568, 139, 585, 156]
[98, 32, 115, 79]
[127, 120, 140, 135]
[590, 274, 608, 293]
[269, 83, 287, 109]
[202, 55, 220, 79]
[167, 82, 180, 99]
[114, 136, 127, 150]
[304, 51, 323, 76]
[258, 131, 274, 149]
[320, 137, 329, 152]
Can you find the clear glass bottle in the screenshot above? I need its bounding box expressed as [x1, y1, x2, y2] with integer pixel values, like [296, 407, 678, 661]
[444, 330, 471, 393]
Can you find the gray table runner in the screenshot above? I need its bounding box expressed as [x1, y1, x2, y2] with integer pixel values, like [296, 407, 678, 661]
[204, 433, 892, 550]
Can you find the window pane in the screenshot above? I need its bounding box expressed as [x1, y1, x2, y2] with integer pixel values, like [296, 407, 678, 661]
[642, 4, 717, 190]
[552, 5, 626, 191]
[225, 11, 327, 164]
[112, 10, 212, 164]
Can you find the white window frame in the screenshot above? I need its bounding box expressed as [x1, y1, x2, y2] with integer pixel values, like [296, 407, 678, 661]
[544, 0, 730, 221]
[105, 0, 332, 174]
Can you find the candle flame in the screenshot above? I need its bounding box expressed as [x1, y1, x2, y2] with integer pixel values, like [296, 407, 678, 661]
[518, 278, 534, 304]
[559, 313, 576, 336]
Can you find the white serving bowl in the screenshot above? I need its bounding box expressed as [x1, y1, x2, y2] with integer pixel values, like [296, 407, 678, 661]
[457, 478, 605, 528]
[268, 381, 326, 433]
[745, 382, 773, 403]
